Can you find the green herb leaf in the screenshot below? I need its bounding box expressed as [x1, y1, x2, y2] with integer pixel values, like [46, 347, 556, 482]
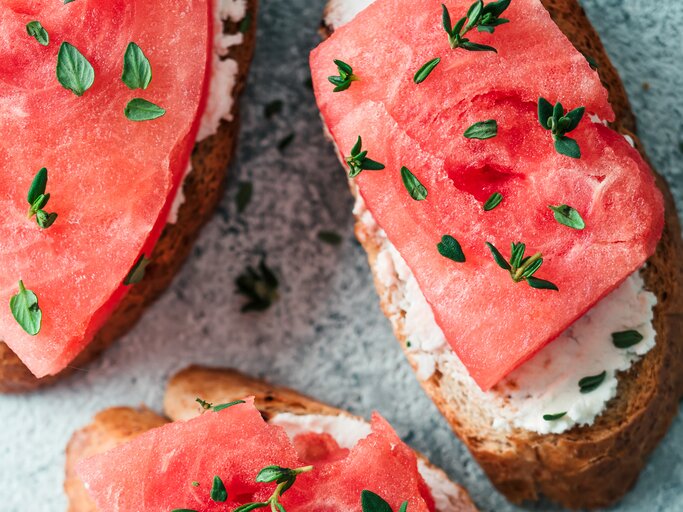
[318, 230, 343, 246]
[509, 242, 526, 269]
[460, 41, 497, 52]
[212, 400, 246, 412]
[464, 119, 498, 139]
[27, 168, 48, 206]
[398, 503, 408, 512]
[346, 137, 385, 178]
[483, 192, 503, 211]
[526, 277, 559, 291]
[26, 168, 57, 229]
[10, 281, 42, 336]
[64, 0, 76, 3]
[328, 59, 358, 92]
[438, 235, 466, 263]
[124, 98, 166, 122]
[171, 509, 198, 512]
[442, 3, 453, 34]
[554, 136, 581, 159]
[26, 21, 49, 46]
[579, 371, 606, 393]
[122, 42, 152, 90]
[485, 242, 511, 271]
[564, 107, 585, 132]
[191, 481, 200, 487]
[538, 97, 554, 129]
[210, 476, 228, 502]
[56, 42, 95, 96]
[236, 181, 253, 214]
[236, 258, 279, 312]
[413, 58, 441, 84]
[543, 412, 567, 421]
[123, 255, 150, 286]
[612, 330, 644, 349]
[256, 466, 292, 484]
[361, 490, 393, 512]
[400, 167, 428, 201]
[196, 397, 213, 410]
[549, 204, 585, 230]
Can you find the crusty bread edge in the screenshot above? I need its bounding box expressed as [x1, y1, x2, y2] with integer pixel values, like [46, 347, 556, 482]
[64, 365, 478, 512]
[0, 0, 259, 393]
[322, 0, 683, 508]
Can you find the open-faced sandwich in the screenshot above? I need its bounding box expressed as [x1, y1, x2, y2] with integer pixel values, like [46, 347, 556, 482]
[65, 365, 477, 511]
[0, 0, 257, 392]
[311, 0, 683, 508]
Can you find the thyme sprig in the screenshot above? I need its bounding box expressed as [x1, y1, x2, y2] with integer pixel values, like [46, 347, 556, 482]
[441, 0, 510, 52]
[486, 241, 559, 291]
[538, 97, 585, 158]
[27, 167, 58, 229]
[346, 136, 385, 178]
[328, 60, 358, 92]
[234, 465, 314, 512]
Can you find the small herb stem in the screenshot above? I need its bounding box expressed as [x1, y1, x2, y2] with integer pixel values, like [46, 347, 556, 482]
[513, 252, 542, 281]
[293, 465, 313, 475]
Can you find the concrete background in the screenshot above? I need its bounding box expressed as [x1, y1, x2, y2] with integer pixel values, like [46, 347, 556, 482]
[1, 1, 681, 510]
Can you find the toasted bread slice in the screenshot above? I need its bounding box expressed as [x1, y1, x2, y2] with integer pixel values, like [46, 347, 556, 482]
[65, 365, 478, 512]
[0, 0, 259, 393]
[321, 0, 683, 508]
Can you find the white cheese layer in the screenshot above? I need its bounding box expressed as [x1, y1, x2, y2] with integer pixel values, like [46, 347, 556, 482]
[270, 412, 469, 512]
[357, 197, 657, 435]
[168, 0, 246, 223]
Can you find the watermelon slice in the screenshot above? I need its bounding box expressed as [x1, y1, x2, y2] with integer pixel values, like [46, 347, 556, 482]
[77, 400, 435, 511]
[0, 0, 211, 377]
[310, 0, 664, 390]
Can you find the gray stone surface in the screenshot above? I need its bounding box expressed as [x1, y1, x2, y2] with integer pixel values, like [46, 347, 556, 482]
[1, 1, 681, 511]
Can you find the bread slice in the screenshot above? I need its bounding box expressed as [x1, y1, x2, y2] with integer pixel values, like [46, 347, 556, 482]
[0, 0, 259, 393]
[321, 0, 683, 508]
[65, 365, 478, 512]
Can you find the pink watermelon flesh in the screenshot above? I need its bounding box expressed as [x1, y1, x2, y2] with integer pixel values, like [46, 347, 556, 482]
[0, 0, 210, 377]
[77, 401, 435, 512]
[311, 0, 664, 390]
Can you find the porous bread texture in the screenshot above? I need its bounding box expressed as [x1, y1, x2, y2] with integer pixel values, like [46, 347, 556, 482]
[0, 0, 259, 393]
[323, 0, 683, 508]
[64, 366, 478, 512]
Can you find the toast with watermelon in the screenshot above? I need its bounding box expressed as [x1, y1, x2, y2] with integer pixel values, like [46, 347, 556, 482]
[315, 0, 683, 508]
[0, 0, 257, 393]
[65, 365, 478, 512]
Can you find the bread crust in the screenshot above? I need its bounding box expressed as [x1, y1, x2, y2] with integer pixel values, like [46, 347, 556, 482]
[65, 365, 478, 512]
[0, 1, 259, 393]
[322, 0, 683, 508]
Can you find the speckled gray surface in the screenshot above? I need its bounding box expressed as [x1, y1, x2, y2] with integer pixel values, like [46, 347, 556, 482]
[1, 1, 681, 511]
